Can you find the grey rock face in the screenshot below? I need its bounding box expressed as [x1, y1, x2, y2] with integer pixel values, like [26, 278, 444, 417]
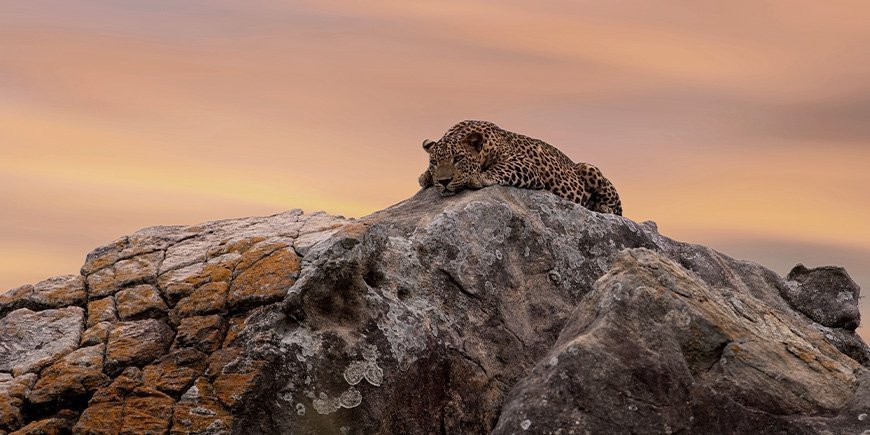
[493, 249, 869, 434]
[786, 264, 861, 330]
[0, 307, 84, 376]
[238, 187, 869, 434]
[1, 186, 867, 434]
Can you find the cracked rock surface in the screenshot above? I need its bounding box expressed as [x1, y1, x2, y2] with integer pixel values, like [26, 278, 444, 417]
[0, 186, 867, 434]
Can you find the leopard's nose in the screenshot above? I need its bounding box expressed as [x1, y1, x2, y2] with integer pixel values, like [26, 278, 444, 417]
[437, 177, 452, 188]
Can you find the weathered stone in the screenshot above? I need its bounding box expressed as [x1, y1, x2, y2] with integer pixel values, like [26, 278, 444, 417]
[105, 320, 174, 375]
[221, 315, 249, 349]
[293, 212, 349, 256]
[74, 401, 123, 435]
[294, 229, 341, 257]
[786, 264, 862, 330]
[815, 324, 870, 367]
[160, 237, 213, 275]
[115, 284, 168, 320]
[5, 187, 869, 434]
[74, 367, 142, 434]
[81, 237, 127, 276]
[80, 321, 113, 347]
[143, 348, 208, 397]
[85, 266, 117, 299]
[157, 263, 206, 305]
[174, 315, 227, 353]
[11, 409, 77, 435]
[29, 344, 109, 405]
[114, 252, 162, 288]
[169, 282, 228, 324]
[0, 307, 84, 376]
[171, 377, 233, 434]
[90, 366, 143, 403]
[120, 388, 176, 434]
[86, 252, 163, 299]
[206, 347, 267, 411]
[86, 296, 116, 327]
[0, 275, 85, 315]
[227, 246, 299, 310]
[0, 285, 33, 315]
[0, 373, 36, 431]
[494, 249, 867, 434]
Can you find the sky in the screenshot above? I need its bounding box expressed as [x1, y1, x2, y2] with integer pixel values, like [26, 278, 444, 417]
[0, 1, 867, 339]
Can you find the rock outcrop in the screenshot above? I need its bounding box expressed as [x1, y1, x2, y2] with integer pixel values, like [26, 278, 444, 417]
[0, 186, 867, 434]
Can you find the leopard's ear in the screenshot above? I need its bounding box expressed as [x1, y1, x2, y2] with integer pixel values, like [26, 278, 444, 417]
[465, 132, 484, 152]
[422, 139, 436, 151]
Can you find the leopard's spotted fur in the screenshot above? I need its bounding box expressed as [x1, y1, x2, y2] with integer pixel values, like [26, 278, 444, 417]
[419, 120, 622, 215]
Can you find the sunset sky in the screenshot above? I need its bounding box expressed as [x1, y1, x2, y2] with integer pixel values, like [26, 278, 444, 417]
[1, 1, 868, 339]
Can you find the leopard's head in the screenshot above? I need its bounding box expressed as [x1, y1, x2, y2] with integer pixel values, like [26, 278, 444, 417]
[422, 120, 500, 196]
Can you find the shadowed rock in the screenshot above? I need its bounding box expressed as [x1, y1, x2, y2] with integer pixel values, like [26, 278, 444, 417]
[493, 249, 869, 434]
[0, 187, 867, 434]
[786, 264, 861, 330]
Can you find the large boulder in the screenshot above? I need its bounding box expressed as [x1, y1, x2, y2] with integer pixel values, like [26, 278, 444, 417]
[0, 186, 867, 434]
[493, 248, 870, 434]
[785, 264, 861, 330]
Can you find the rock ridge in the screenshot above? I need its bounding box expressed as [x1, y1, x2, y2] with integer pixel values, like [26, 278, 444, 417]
[0, 186, 866, 434]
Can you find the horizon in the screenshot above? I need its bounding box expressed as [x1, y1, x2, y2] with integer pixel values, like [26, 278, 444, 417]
[1, 1, 868, 340]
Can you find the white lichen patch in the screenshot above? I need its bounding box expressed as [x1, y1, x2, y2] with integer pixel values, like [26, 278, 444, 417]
[340, 388, 363, 408]
[364, 364, 384, 386]
[376, 299, 428, 369]
[312, 392, 341, 415]
[343, 354, 385, 387]
[281, 328, 323, 362]
[343, 361, 367, 385]
[520, 419, 532, 430]
[312, 387, 365, 415]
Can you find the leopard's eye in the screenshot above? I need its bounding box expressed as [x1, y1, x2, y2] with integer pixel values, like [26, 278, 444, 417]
[429, 158, 436, 166]
[453, 154, 465, 163]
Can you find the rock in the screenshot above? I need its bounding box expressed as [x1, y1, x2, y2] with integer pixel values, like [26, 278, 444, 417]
[0, 275, 85, 316]
[173, 315, 227, 353]
[0, 307, 84, 376]
[114, 252, 162, 289]
[207, 347, 268, 411]
[157, 263, 206, 305]
[2, 186, 868, 433]
[28, 344, 109, 405]
[786, 264, 861, 330]
[171, 377, 234, 434]
[0, 374, 36, 431]
[493, 249, 868, 434]
[142, 348, 208, 397]
[86, 296, 117, 327]
[169, 282, 228, 324]
[227, 245, 299, 310]
[10, 409, 77, 435]
[120, 388, 176, 434]
[80, 321, 113, 347]
[115, 284, 168, 320]
[86, 252, 163, 299]
[814, 324, 870, 367]
[105, 320, 174, 375]
[74, 367, 141, 434]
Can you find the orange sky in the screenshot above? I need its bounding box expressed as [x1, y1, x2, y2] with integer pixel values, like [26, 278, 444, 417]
[1, 1, 868, 339]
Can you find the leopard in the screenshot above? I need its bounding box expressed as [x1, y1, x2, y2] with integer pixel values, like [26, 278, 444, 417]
[418, 120, 623, 215]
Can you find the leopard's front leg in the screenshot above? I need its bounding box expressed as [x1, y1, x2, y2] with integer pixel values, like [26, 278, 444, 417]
[419, 169, 434, 188]
[468, 162, 543, 190]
